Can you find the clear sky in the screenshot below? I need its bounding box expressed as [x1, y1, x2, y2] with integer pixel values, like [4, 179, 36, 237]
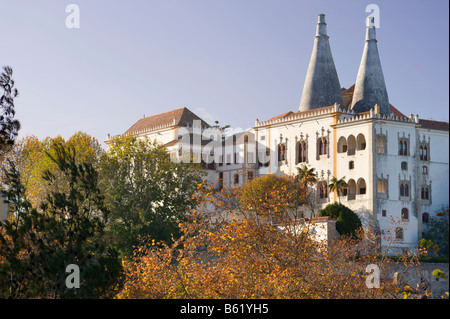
[1, 0, 448, 147]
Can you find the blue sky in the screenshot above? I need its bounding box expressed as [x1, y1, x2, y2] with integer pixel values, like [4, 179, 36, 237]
[1, 0, 448, 147]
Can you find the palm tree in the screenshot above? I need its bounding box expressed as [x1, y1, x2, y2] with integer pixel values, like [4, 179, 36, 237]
[329, 176, 348, 203]
[296, 165, 317, 186]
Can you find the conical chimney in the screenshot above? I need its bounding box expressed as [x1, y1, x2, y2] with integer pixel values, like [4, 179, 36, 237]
[299, 14, 344, 112]
[350, 17, 389, 114]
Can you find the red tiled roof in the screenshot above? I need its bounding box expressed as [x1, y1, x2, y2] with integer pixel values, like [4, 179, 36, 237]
[419, 119, 449, 131]
[125, 107, 210, 135]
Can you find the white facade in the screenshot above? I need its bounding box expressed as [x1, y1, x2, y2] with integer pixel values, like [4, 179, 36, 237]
[111, 15, 449, 254]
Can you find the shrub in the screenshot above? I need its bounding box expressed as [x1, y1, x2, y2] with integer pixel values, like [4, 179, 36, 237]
[319, 203, 362, 239]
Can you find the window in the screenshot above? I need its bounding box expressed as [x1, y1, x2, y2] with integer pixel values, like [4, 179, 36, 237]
[318, 182, 328, 199]
[401, 208, 409, 221]
[357, 178, 366, 195]
[347, 135, 356, 155]
[226, 154, 231, 165]
[297, 141, 307, 164]
[400, 182, 410, 198]
[395, 227, 404, 240]
[318, 138, 328, 156]
[247, 171, 254, 181]
[399, 139, 409, 156]
[376, 137, 385, 154]
[278, 144, 286, 162]
[260, 136, 265, 141]
[422, 166, 428, 174]
[338, 137, 347, 153]
[401, 161, 408, 170]
[420, 145, 429, 161]
[357, 134, 366, 150]
[377, 180, 386, 193]
[422, 212, 429, 224]
[349, 161, 355, 170]
[259, 148, 270, 167]
[421, 187, 430, 200]
[234, 173, 239, 185]
[382, 210, 387, 217]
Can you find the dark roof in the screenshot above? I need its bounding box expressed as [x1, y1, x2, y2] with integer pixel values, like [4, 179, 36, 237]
[419, 119, 449, 131]
[125, 107, 210, 135]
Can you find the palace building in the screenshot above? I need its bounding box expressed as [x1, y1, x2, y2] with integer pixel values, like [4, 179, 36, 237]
[108, 14, 449, 253]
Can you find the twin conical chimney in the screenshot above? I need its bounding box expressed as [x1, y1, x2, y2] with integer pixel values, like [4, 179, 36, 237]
[299, 14, 344, 112]
[350, 17, 390, 114]
[299, 14, 390, 115]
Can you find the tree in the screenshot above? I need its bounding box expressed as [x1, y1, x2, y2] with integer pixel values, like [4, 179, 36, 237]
[116, 185, 425, 299]
[0, 66, 20, 156]
[0, 132, 103, 209]
[99, 135, 207, 257]
[319, 202, 362, 239]
[329, 176, 348, 203]
[423, 207, 449, 256]
[239, 174, 307, 222]
[0, 143, 122, 298]
[295, 164, 317, 186]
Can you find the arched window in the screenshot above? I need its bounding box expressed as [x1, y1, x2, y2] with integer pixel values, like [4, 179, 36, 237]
[424, 187, 429, 200]
[404, 184, 409, 197]
[338, 136, 347, 153]
[357, 134, 366, 150]
[347, 135, 356, 155]
[357, 178, 366, 195]
[347, 179, 356, 201]
[422, 212, 430, 223]
[323, 139, 328, 155]
[423, 146, 428, 161]
[420, 146, 424, 161]
[401, 208, 409, 220]
[400, 184, 405, 197]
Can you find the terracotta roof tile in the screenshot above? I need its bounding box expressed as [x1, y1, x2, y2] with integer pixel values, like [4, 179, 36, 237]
[419, 119, 449, 131]
[124, 107, 210, 135]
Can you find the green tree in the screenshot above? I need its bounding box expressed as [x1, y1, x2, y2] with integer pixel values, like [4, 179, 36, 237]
[0, 143, 122, 298]
[295, 164, 317, 186]
[319, 202, 362, 239]
[328, 176, 348, 203]
[99, 135, 206, 257]
[423, 207, 449, 256]
[0, 132, 103, 209]
[0, 66, 20, 157]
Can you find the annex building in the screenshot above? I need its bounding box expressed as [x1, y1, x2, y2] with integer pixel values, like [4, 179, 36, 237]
[107, 15, 449, 253]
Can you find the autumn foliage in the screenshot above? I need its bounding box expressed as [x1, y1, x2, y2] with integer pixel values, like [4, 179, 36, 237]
[116, 176, 424, 299]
